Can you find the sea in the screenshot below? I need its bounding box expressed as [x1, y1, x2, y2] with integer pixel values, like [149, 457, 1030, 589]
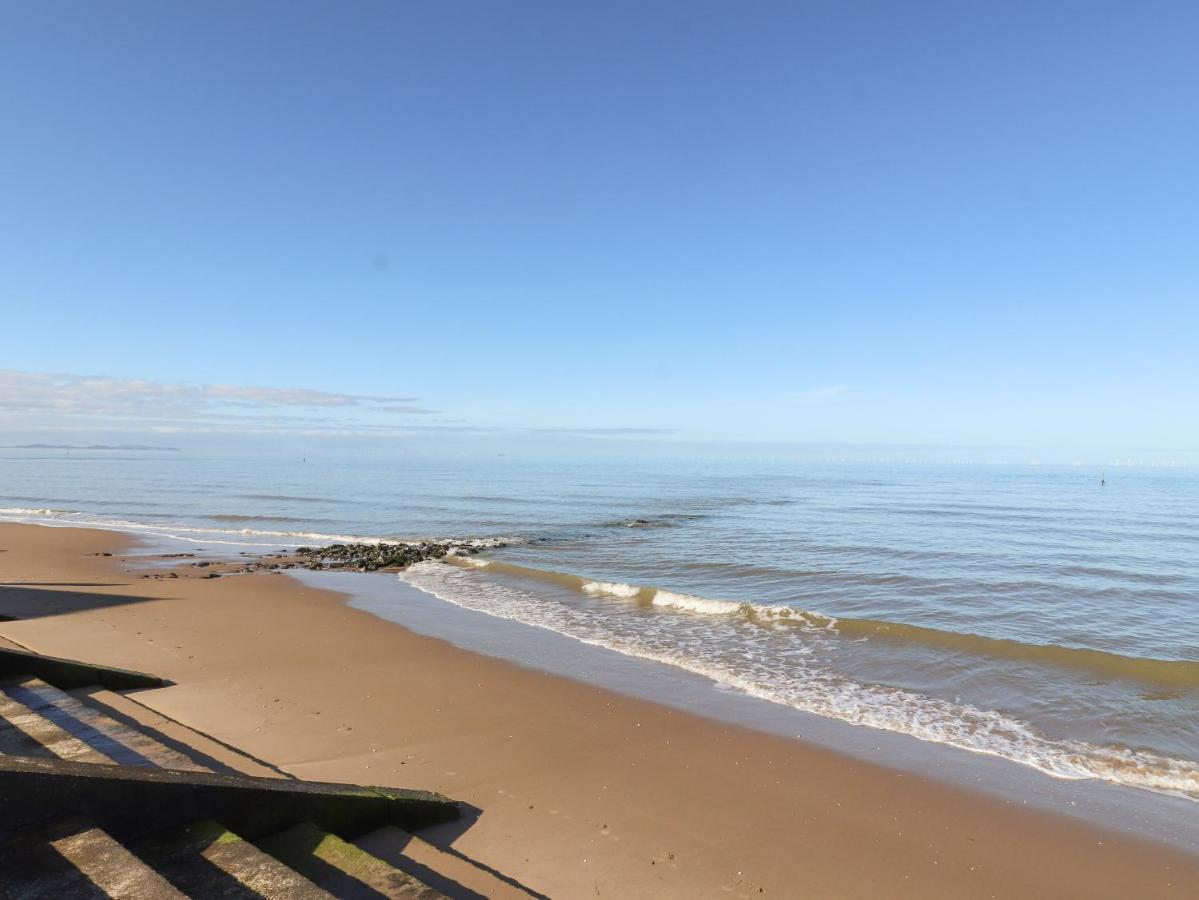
[2, 448, 1196, 813]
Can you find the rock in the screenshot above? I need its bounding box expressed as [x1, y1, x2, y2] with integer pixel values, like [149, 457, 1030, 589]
[292, 538, 505, 572]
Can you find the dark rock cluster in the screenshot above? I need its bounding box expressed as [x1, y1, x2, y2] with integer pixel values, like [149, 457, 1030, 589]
[293, 540, 497, 572]
[136, 538, 508, 581]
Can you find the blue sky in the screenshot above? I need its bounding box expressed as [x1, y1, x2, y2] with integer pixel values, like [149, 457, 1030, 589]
[2, 2, 1197, 452]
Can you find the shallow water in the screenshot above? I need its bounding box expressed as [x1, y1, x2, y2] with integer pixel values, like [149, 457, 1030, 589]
[1, 449, 1196, 801]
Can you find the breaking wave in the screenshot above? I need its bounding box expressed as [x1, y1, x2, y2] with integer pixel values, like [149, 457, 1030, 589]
[582, 580, 643, 599]
[207, 514, 305, 524]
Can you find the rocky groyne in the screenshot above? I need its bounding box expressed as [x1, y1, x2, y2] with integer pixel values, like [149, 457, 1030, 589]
[292, 540, 502, 572]
[136, 539, 506, 581]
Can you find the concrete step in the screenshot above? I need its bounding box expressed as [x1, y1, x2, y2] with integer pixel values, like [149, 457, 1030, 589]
[0, 676, 115, 765]
[0, 701, 60, 759]
[0, 754, 460, 849]
[1, 676, 208, 771]
[135, 819, 334, 899]
[70, 686, 281, 778]
[355, 825, 535, 899]
[0, 646, 165, 691]
[259, 821, 444, 899]
[1, 818, 184, 900]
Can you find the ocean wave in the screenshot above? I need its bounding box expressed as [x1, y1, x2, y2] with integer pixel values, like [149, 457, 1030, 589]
[0, 507, 76, 517]
[395, 560, 1199, 801]
[651, 589, 752, 616]
[207, 514, 306, 523]
[648, 592, 1199, 688]
[440, 556, 1199, 688]
[0, 506, 394, 545]
[582, 580, 643, 599]
[454, 556, 493, 568]
[598, 516, 702, 529]
[827, 617, 1199, 688]
[0, 506, 513, 551]
[239, 493, 334, 503]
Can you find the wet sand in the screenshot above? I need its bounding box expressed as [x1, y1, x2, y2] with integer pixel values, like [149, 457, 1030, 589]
[1, 522, 1196, 898]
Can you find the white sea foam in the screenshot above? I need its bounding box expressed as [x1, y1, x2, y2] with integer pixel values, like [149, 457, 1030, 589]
[578, 577, 832, 625]
[395, 560, 1199, 802]
[650, 588, 837, 628]
[651, 589, 740, 614]
[581, 580, 642, 599]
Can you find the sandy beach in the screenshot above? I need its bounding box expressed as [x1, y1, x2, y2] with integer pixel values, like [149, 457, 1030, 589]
[1, 521, 1195, 898]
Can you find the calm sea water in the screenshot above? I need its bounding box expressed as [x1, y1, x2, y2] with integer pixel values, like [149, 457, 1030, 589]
[2, 449, 1196, 800]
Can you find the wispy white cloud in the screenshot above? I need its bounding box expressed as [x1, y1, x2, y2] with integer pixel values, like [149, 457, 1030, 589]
[0, 369, 687, 441]
[0, 369, 434, 433]
[196, 383, 425, 410]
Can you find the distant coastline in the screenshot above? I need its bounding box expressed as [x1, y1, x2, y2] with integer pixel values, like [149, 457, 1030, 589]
[7, 443, 181, 451]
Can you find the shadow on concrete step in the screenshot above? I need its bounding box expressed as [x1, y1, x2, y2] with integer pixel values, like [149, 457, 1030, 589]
[0, 755, 460, 842]
[0, 645, 167, 690]
[73, 687, 273, 777]
[361, 836, 488, 900]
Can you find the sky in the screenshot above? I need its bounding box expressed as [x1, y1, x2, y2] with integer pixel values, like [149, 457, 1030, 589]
[2, 1, 1197, 454]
